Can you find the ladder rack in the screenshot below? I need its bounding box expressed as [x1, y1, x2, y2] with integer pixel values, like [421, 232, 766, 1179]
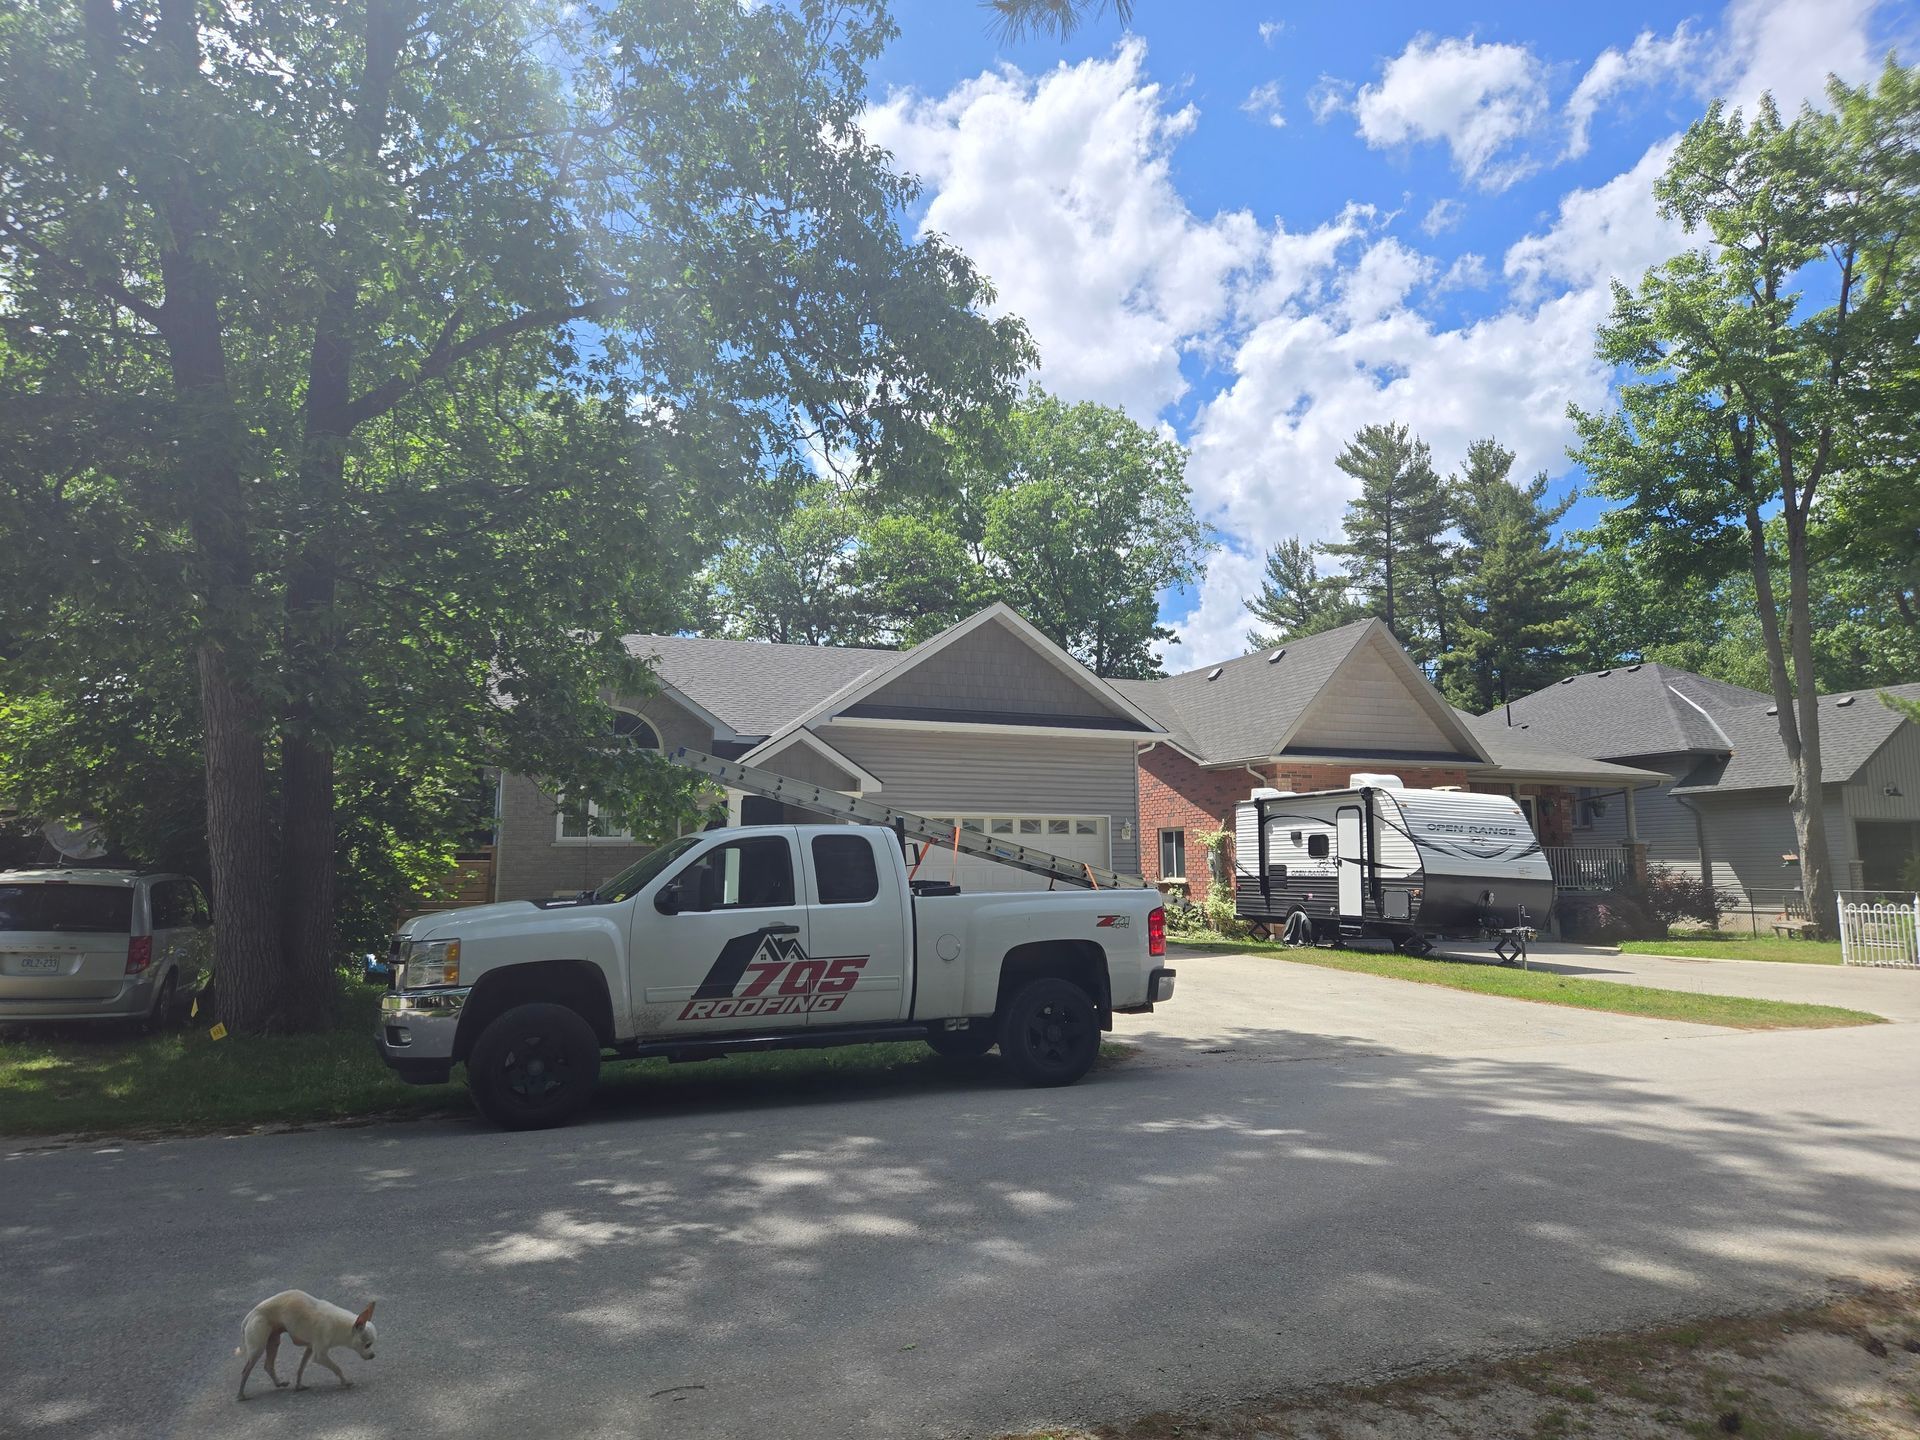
[663, 745, 1147, 891]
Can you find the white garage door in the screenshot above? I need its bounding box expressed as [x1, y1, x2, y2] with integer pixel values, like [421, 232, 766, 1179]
[909, 813, 1111, 893]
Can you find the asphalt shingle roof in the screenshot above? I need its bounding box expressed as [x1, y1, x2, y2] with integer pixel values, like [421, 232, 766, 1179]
[1459, 715, 1674, 786]
[620, 633, 898, 739]
[1490, 662, 1769, 760]
[1673, 683, 1920, 793]
[1111, 620, 1378, 764]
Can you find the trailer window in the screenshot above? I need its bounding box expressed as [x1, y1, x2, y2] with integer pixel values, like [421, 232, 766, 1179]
[811, 834, 879, 905]
[1307, 834, 1330, 860]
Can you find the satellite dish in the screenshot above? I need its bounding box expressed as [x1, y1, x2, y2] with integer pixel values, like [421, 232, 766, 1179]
[43, 820, 108, 862]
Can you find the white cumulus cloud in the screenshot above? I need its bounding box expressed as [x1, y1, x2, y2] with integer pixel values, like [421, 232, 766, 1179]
[864, 40, 1260, 421]
[1564, 24, 1704, 159]
[1351, 35, 1549, 191]
[1242, 79, 1286, 128]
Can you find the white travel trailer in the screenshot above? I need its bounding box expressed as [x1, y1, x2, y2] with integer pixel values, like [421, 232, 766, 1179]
[1232, 776, 1553, 954]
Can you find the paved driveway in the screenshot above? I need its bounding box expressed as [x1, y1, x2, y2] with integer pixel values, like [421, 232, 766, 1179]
[7, 948, 1920, 1440]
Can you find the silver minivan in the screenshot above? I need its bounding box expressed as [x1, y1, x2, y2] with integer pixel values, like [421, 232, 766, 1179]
[0, 869, 213, 1026]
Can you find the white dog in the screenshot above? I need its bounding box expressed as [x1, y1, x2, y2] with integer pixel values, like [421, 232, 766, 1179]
[235, 1291, 377, 1399]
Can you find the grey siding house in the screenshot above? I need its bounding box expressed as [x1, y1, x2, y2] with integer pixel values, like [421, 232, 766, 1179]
[492, 605, 1164, 900]
[1487, 665, 1920, 902]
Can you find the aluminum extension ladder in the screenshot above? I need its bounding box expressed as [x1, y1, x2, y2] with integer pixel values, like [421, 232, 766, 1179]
[662, 745, 1147, 891]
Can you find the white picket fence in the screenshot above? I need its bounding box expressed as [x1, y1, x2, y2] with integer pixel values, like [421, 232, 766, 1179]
[1837, 892, 1920, 968]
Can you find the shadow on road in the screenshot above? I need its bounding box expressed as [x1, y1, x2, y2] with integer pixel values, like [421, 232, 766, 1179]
[6, 1018, 1920, 1440]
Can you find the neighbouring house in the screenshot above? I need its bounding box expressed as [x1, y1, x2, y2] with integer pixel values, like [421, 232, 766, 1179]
[1484, 665, 1920, 904]
[1112, 619, 1665, 905]
[491, 604, 1165, 900]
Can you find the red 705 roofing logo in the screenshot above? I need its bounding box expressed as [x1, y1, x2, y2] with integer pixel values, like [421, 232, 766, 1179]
[679, 930, 868, 1021]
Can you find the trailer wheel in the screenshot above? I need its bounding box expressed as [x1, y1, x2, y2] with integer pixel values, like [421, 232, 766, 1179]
[467, 1002, 601, 1130]
[1282, 910, 1315, 947]
[997, 978, 1099, 1087]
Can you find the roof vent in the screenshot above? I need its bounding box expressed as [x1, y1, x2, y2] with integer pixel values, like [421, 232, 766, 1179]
[1560, 676, 1575, 685]
[1207, 666, 1223, 681]
[1267, 648, 1286, 663]
[1598, 669, 1612, 678]
[1836, 695, 1856, 707]
[1766, 706, 1778, 715]
[1626, 663, 1643, 672]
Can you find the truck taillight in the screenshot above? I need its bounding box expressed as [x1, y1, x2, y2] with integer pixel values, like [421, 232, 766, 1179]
[125, 936, 152, 975]
[1148, 906, 1166, 957]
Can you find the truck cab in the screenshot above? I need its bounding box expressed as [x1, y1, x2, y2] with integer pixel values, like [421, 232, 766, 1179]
[375, 824, 1173, 1129]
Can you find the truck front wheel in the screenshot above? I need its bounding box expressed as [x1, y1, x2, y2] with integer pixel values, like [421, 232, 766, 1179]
[997, 978, 1099, 1087]
[467, 1002, 601, 1131]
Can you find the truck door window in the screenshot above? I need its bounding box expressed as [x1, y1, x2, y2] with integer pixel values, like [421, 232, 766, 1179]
[684, 836, 794, 910]
[811, 834, 879, 905]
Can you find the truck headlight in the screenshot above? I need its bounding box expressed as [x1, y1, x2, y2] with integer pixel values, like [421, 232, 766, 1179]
[406, 938, 461, 988]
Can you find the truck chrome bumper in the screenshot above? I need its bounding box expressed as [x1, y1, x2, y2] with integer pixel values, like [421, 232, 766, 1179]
[375, 988, 468, 1084]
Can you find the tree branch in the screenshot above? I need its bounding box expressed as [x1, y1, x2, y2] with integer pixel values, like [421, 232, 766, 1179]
[0, 216, 168, 332]
[344, 298, 610, 427]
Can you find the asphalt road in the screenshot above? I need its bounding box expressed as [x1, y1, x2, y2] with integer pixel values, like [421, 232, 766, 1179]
[8, 946, 1920, 1440]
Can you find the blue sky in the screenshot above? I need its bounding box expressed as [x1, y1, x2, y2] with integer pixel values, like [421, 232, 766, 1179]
[856, 0, 1915, 667]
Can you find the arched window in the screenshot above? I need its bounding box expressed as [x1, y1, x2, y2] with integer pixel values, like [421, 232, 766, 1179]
[611, 710, 661, 751]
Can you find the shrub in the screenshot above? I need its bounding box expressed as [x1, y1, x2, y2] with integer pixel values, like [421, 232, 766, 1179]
[1554, 890, 1659, 942]
[1635, 870, 1739, 930]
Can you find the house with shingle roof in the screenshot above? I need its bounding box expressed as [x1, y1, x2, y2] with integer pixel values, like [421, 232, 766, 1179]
[1487, 665, 1920, 901]
[1114, 618, 1664, 901]
[489, 606, 1672, 906]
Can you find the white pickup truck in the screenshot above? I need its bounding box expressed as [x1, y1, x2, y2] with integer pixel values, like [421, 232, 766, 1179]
[373, 823, 1174, 1129]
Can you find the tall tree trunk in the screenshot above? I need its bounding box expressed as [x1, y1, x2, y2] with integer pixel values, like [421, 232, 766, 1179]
[1783, 508, 1836, 932]
[276, 0, 410, 1012]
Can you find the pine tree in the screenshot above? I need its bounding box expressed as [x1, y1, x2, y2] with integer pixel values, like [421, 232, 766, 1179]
[1437, 443, 1580, 711]
[1317, 423, 1452, 661]
[1245, 537, 1354, 649]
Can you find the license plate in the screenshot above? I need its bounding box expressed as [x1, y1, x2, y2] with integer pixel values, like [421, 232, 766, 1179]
[16, 955, 59, 973]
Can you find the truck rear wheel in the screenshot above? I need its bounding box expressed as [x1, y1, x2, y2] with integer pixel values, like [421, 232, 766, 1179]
[467, 1002, 601, 1130]
[925, 1024, 996, 1060]
[997, 977, 1099, 1087]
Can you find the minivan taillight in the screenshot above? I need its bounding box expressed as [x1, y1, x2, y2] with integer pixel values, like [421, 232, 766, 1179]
[125, 936, 152, 975]
[1148, 906, 1166, 957]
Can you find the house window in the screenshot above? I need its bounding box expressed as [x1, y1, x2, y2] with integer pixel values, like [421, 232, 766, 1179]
[557, 798, 633, 843]
[1159, 828, 1186, 879]
[990, 818, 1014, 834]
[1517, 796, 1538, 834]
[1573, 787, 1604, 830]
[611, 711, 661, 750]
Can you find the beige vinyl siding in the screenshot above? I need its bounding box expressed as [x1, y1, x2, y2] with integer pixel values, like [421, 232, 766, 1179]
[1288, 639, 1461, 754]
[818, 724, 1142, 877]
[863, 619, 1126, 721]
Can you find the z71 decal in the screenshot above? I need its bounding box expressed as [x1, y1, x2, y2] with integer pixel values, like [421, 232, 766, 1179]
[1095, 914, 1131, 928]
[679, 928, 869, 1021]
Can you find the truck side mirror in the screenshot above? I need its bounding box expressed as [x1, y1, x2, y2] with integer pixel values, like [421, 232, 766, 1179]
[654, 881, 684, 916]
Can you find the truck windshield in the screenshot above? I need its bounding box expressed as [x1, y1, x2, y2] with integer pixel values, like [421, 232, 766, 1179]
[590, 836, 699, 904]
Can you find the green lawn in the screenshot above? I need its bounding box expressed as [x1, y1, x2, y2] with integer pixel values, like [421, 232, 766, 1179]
[0, 985, 1100, 1138]
[1619, 935, 1844, 965]
[1169, 936, 1882, 1030]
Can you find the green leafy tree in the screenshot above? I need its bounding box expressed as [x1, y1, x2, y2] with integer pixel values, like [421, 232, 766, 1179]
[701, 484, 870, 646]
[1244, 538, 1356, 649]
[0, 0, 1026, 1030]
[1571, 64, 1920, 934]
[1437, 441, 1580, 711]
[1317, 423, 1453, 662]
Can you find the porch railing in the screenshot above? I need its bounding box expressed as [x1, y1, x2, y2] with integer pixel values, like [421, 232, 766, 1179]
[1545, 845, 1631, 892]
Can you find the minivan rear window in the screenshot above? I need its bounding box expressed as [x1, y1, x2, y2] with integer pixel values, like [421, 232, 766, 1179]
[0, 884, 134, 934]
